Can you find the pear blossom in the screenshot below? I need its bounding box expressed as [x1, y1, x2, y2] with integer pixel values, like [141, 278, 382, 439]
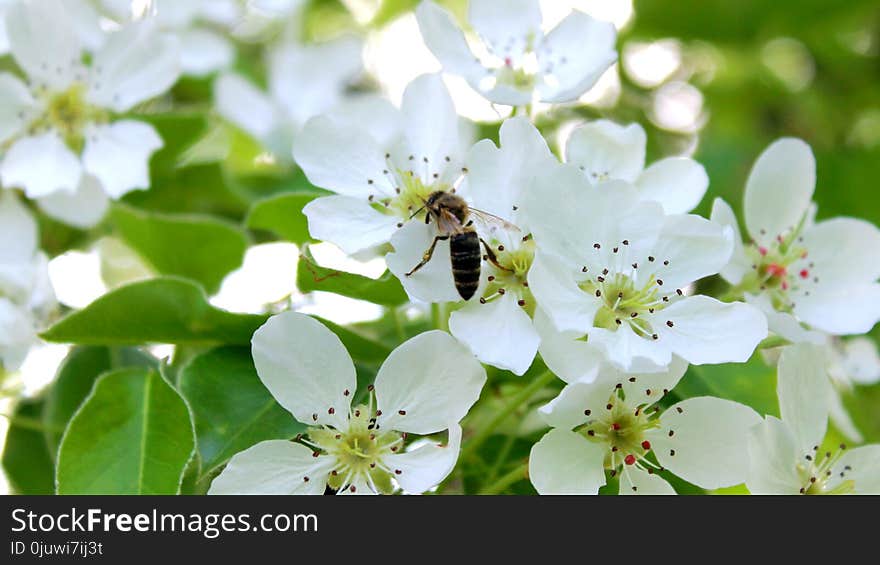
[529, 352, 762, 494]
[294, 73, 472, 259]
[564, 119, 708, 214]
[209, 312, 486, 495]
[0, 192, 56, 371]
[215, 36, 364, 158]
[747, 343, 880, 494]
[825, 337, 880, 443]
[522, 163, 767, 372]
[0, 0, 180, 228]
[711, 138, 880, 340]
[415, 0, 617, 106]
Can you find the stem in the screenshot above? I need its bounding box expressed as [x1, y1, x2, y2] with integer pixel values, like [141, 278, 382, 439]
[479, 462, 528, 494]
[0, 413, 62, 433]
[461, 370, 556, 462]
[431, 303, 448, 332]
[486, 434, 516, 484]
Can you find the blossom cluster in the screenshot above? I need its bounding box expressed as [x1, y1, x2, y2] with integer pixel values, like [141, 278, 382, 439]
[1, 0, 878, 496]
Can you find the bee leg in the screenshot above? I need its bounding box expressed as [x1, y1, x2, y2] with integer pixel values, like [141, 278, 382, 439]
[406, 235, 450, 276]
[480, 238, 514, 272]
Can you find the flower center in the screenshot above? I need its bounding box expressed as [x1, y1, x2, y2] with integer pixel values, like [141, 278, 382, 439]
[480, 235, 536, 314]
[740, 225, 815, 312]
[795, 444, 854, 495]
[29, 83, 107, 152]
[366, 153, 464, 225]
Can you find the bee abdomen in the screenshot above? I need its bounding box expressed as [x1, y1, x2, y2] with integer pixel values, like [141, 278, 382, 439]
[450, 232, 481, 300]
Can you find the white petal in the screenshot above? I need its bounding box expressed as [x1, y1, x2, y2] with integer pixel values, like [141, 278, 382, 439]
[384, 424, 462, 494]
[536, 11, 617, 103]
[655, 296, 767, 365]
[651, 397, 762, 489]
[178, 28, 234, 76]
[82, 120, 163, 199]
[88, 22, 180, 112]
[468, 0, 542, 56]
[527, 251, 597, 334]
[293, 115, 396, 198]
[709, 197, 751, 285]
[745, 416, 803, 495]
[620, 467, 675, 495]
[832, 445, 880, 494]
[777, 343, 832, 453]
[208, 441, 334, 495]
[214, 73, 277, 142]
[449, 293, 539, 375]
[828, 388, 863, 444]
[0, 133, 82, 198]
[744, 138, 815, 242]
[589, 325, 673, 373]
[840, 337, 880, 386]
[620, 355, 689, 409]
[0, 73, 34, 141]
[415, 1, 483, 82]
[0, 191, 37, 263]
[636, 157, 708, 214]
[6, 0, 81, 89]
[533, 308, 603, 384]
[564, 120, 645, 183]
[251, 312, 356, 429]
[36, 175, 109, 229]
[0, 298, 36, 371]
[529, 429, 606, 495]
[303, 195, 400, 255]
[400, 74, 463, 174]
[538, 380, 613, 430]
[794, 282, 880, 336]
[644, 213, 733, 291]
[744, 293, 826, 345]
[375, 331, 486, 435]
[385, 220, 462, 303]
[801, 218, 880, 287]
[327, 95, 403, 149]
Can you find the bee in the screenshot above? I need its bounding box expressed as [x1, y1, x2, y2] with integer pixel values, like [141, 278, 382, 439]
[405, 190, 516, 300]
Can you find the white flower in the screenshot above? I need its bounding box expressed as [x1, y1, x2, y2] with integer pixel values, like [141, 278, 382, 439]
[747, 343, 880, 494]
[294, 73, 472, 258]
[215, 36, 364, 157]
[415, 0, 617, 106]
[529, 352, 762, 494]
[0, 191, 56, 371]
[825, 337, 880, 444]
[710, 138, 880, 340]
[0, 0, 179, 227]
[209, 312, 486, 495]
[564, 119, 708, 214]
[522, 163, 767, 372]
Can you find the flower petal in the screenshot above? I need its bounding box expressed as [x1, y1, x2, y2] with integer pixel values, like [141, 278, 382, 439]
[415, 1, 484, 82]
[653, 295, 767, 365]
[529, 429, 606, 494]
[82, 120, 163, 199]
[777, 343, 831, 452]
[801, 217, 880, 287]
[449, 293, 539, 375]
[794, 282, 880, 336]
[208, 440, 334, 495]
[636, 157, 708, 214]
[251, 312, 356, 429]
[832, 445, 880, 494]
[0, 298, 36, 371]
[468, 0, 542, 57]
[178, 28, 234, 76]
[399, 73, 464, 177]
[744, 138, 815, 242]
[0, 191, 37, 263]
[840, 337, 880, 386]
[828, 388, 863, 444]
[709, 197, 751, 285]
[651, 396, 762, 489]
[303, 195, 400, 255]
[536, 11, 617, 103]
[36, 175, 109, 229]
[589, 325, 672, 373]
[527, 251, 597, 334]
[385, 220, 463, 303]
[564, 120, 645, 183]
[214, 73, 278, 142]
[6, 0, 81, 89]
[643, 213, 733, 291]
[619, 355, 689, 408]
[375, 331, 486, 435]
[384, 424, 462, 494]
[533, 308, 604, 384]
[0, 73, 35, 141]
[620, 467, 675, 495]
[88, 21, 180, 112]
[0, 133, 82, 198]
[745, 416, 802, 495]
[744, 293, 826, 345]
[537, 380, 613, 430]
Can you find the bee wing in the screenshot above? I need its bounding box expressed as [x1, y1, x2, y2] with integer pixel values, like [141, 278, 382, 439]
[437, 208, 465, 234]
[469, 207, 521, 233]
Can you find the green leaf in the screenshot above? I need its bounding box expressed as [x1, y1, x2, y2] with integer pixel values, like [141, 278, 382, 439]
[297, 247, 408, 306]
[1, 399, 55, 494]
[673, 353, 779, 417]
[111, 204, 248, 293]
[246, 192, 320, 244]
[41, 277, 268, 346]
[56, 367, 195, 494]
[43, 346, 157, 457]
[179, 347, 305, 478]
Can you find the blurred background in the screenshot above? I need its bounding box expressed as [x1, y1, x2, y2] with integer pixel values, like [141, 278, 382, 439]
[2, 0, 879, 493]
